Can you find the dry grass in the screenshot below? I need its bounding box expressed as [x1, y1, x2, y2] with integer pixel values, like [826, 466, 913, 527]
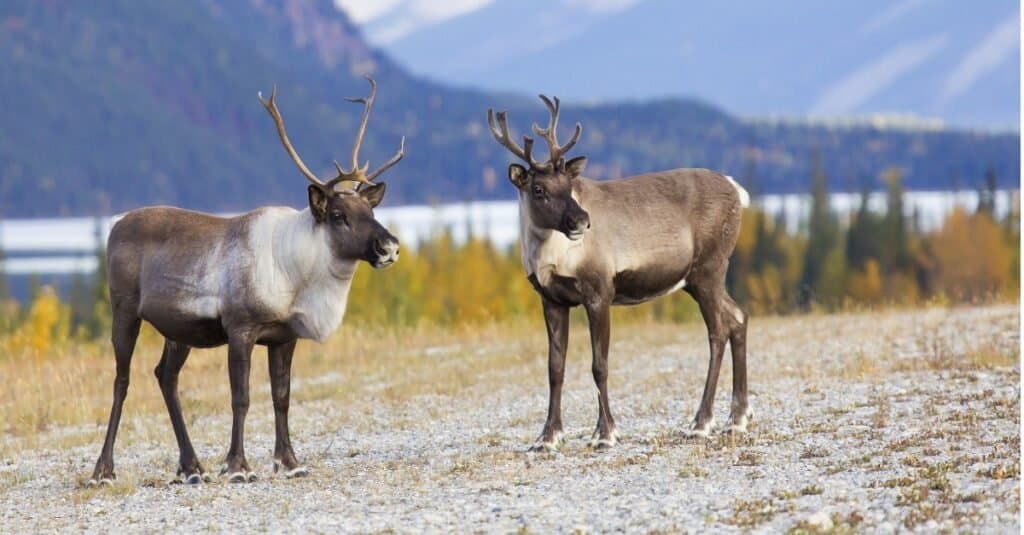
[725, 497, 785, 528]
[1, 304, 1017, 465]
[893, 340, 1020, 372]
[0, 312, 716, 459]
[0, 319, 548, 456]
[0, 309, 719, 458]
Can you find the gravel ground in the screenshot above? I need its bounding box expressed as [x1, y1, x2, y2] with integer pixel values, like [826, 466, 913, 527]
[1, 305, 1019, 533]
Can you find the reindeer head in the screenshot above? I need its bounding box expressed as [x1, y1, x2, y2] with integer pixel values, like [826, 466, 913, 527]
[259, 77, 403, 268]
[488, 96, 590, 241]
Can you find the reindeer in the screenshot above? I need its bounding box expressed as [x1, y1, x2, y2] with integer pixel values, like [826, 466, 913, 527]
[486, 96, 751, 451]
[88, 77, 404, 485]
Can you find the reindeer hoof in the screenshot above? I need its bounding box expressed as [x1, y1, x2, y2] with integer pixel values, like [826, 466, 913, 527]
[274, 460, 310, 479]
[285, 466, 309, 478]
[683, 416, 716, 439]
[182, 472, 213, 485]
[528, 442, 558, 453]
[727, 411, 752, 434]
[86, 477, 115, 488]
[225, 471, 258, 483]
[170, 473, 204, 485]
[588, 430, 619, 449]
[172, 461, 211, 485]
[222, 467, 258, 483]
[528, 431, 563, 453]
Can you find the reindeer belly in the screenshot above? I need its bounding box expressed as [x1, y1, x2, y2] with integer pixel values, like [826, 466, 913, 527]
[610, 229, 694, 305]
[142, 308, 229, 348]
[612, 266, 689, 305]
[138, 284, 229, 347]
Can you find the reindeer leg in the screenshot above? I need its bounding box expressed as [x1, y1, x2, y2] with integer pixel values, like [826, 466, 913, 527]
[723, 293, 751, 433]
[684, 281, 730, 438]
[531, 297, 569, 452]
[88, 310, 141, 487]
[268, 340, 307, 477]
[585, 299, 617, 449]
[222, 333, 256, 483]
[154, 340, 208, 483]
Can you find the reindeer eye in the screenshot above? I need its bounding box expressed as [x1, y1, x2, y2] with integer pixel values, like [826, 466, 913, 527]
[532, 185, 545, 199]
[330, 211, 346, 225]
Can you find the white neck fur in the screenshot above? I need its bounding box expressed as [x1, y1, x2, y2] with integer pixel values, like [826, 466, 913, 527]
[248, 207, 358, 342]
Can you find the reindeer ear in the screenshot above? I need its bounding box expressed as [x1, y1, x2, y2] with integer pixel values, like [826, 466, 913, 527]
[308, 185, 329, 222]
[508, 163, 529, 189]
[565, 156, 587, 178]
[359, 182, 387, 208]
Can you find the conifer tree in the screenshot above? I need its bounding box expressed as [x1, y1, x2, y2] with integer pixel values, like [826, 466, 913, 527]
[977, 168, 997, 217]
[846, 187, 882, 270]
[798, 150, 840, 308]
[880, 168, 912, 274]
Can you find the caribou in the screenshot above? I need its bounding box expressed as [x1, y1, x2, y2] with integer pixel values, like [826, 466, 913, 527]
[487, 96, 751, 451]
[88, 77, 404, 485]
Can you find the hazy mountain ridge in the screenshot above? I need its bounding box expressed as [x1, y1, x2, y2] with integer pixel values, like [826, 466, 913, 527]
[0, 0, 1017, 218]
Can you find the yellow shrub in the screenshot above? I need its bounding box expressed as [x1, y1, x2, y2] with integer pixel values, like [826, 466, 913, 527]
[847, 259, 883, 304]
[931, 209, 1013, 301]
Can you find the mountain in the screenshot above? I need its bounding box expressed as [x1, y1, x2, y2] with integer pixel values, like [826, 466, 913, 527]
[0, 0, 1018, 218]
[368, 0, 1020, 129]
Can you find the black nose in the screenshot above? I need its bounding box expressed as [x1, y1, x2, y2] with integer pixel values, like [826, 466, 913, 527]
[373, 237, 398, 257]
[568, 211, 591, 232]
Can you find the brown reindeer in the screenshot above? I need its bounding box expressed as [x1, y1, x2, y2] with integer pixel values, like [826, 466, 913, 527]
[487, 96, 751, 451]
[88, 77, 404, 485]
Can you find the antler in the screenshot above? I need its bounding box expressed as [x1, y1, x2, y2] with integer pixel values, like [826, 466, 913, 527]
[486, 95, 582, 171]
[259, 76, 405, 191]
[332, 76, 406, 186]
[487, 108, 542, 169]
[258, 85, 328, 189]
[532, 95, 582, 166]
[366, 136, 405, 182]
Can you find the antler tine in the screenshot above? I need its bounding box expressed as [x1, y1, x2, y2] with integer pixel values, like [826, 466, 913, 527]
[327, 160, 373, 191]
[487, 108, 538, 166]
[532, 94, 559, 137]
[258, 86, 326, 188]
[340, 75, 377, 175]
[531, 94, 582, 164]
[486, 108, 501, 138]
[522, 136, 535, 166]
[326, 76, 407, 190]
[365, 136, 405, 182]
[561, 122, 583, 157]
[531, 94, 557, 160]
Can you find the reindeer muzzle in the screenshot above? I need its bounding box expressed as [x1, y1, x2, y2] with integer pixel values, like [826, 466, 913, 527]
[370, 236, 399, 268]
[563, 210, 591, 241]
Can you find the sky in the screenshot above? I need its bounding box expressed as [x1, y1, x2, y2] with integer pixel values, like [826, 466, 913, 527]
[334, 0, 644, 43]
[334, 0, 1019, 129]
[335, 0, 495, 43]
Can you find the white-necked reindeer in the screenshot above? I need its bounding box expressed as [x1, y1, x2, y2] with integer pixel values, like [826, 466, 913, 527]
[89, 77, 404, 485]
[487, 96, 751, 451]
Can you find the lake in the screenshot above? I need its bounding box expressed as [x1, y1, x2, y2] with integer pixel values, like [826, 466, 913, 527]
[0, 190, 1017, 283]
